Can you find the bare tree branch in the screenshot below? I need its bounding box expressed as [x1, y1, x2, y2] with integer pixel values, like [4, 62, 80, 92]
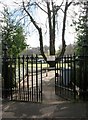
[67, 1, 73, 7]
[55, 0, 64, 14]
[56, 1, 72, 61]
[17, 14, 28, 24]
[23, 2, 39, 30]
[23, 1, 47, 61]
[35, 2, 48, 14]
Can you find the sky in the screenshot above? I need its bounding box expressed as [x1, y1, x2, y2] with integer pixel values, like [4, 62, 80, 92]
[0, 0, 78, 50]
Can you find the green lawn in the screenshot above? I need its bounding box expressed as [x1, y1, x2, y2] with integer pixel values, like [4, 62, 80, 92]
[27, 63, 49, 68]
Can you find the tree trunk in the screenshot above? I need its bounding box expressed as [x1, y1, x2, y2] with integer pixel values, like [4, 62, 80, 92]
[47, 2, 55, 67]
[47, 2, 55, 57]
[23, 1, 72, 67]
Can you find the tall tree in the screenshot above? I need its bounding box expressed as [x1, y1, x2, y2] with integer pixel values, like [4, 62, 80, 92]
[1, 8, 27, 98]
[2, 8, 27, 57]
[74, 1, 88, 56]
[17, 0, 72, 67]
[74, 1, 88, 99]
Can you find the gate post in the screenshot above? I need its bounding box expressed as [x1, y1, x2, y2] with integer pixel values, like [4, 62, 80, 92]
[2, 43, 9, 99]
[81, 40, 88, 100]
[82, 55, 88, 100]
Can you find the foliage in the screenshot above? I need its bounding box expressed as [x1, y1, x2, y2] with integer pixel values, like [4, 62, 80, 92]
[58, 44, 75, 55]
[72, 1, 88, 99]
[74, 2, 88, 56]
[1, 8, 27, 98]
[2, 8, 27, 57]
[20, 45, 49, 56]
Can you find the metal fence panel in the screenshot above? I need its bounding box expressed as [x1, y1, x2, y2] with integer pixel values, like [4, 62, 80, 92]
[2, 55, 43, 103]
[55, 55, 88, 101]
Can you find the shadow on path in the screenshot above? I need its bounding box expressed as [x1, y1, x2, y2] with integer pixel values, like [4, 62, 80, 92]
[2, 100, 88, 119]
[2, 71, 88, 119]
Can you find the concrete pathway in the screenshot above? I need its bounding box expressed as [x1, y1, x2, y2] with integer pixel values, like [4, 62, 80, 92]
[2, 71, 88, 119]
[42, 70, 65, 103]
[2, 100, 88, 119]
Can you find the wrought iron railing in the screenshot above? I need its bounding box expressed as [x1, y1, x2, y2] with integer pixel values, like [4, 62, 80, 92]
[55, 54, 88, 101]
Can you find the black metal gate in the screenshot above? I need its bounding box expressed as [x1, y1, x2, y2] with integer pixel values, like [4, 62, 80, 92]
[2, 45, 88, 102]
[2, 54, 43, 102]
[55, 55, 88, 101]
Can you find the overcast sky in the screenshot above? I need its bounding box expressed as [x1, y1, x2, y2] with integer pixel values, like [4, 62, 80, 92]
[0, 0, 78, 49]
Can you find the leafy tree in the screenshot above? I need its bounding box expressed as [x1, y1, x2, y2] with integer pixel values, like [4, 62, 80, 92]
[74, 1, 88, 56]
[73, 1, 88, 99]
[2, 8, 27, 57]
[1, 8, 27, 98]
[64, 44, 75, 55]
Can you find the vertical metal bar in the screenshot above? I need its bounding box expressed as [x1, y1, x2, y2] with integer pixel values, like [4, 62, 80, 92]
[70, 55, 73, 99]
[55, 60, 58, 95]
[31, 55, 33, 101]
[18, 56, 21, 100]
[26, 55, 29, 101]
[22, 55, 25, 101]
[23, 55, 24, 92]
[3, 51, 8, 98]
[14, 57, 16, 96]
[55, 61, 56, 89]
[67, 55, 70, 98]
[56, 63, 59, 85]
[2, 43, 7, 99]
[64, 56, 66, 86]
[73, 54, 76, 99]
[64, 56, 66, 97]
[36, 55, 38, 102]
[62, 56, 63, 86]
[69, 55, 71, 98]
[59, 58, 62, 95]
[57, 62, 59, 94]
[14, 57, 17, 100]
[79, 56, 82, 99]
[9, 57, 12, 100]
[41, 61, 42, 101]
[83, 55, 87, 100]
[61, 56, 64, 97]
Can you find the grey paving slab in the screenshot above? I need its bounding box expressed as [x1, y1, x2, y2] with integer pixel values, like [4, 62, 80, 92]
[2, 101, 88, 119]
[2, 71, 88, 119]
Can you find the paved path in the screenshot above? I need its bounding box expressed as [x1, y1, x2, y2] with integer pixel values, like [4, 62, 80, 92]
[2, 100, 88, 119]
[42, 70, 65, 103]
[2, 71, 88, 119]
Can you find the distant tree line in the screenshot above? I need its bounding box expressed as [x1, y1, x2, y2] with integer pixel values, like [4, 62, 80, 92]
[20, 44, 75, 57]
